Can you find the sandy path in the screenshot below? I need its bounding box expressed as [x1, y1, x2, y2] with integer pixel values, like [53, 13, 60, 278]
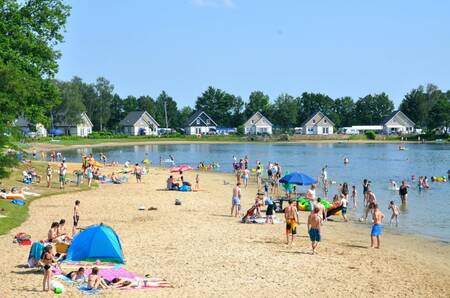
[0, 167, 449, 297]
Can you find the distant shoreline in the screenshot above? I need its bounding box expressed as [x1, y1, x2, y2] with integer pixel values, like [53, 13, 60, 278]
[25, 138, 447, 153]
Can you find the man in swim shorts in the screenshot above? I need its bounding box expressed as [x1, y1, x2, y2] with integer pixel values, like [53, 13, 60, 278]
[371, 203, 385, 249]
[231, 182, 242, 217]
[284, 199, 298, 246]
[308, 206, 322, 254]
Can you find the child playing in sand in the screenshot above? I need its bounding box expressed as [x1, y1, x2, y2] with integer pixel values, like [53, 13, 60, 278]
[195, 174, 200, 191]
[73, 200, 80, 235]
[134, 163, 142, 183]
[351, 185, 357, 208]
[41, 245, 57, 291]
[308, 206, 322, 254]
[388, 201, 400, 227]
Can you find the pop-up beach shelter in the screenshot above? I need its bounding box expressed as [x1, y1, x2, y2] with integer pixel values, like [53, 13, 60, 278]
[279, 172, 317, 185]
[67, 224, 124, 264]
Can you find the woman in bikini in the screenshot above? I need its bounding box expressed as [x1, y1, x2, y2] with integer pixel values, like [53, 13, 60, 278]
[47, 222, 59, 243]
[41, 245, 56, 291]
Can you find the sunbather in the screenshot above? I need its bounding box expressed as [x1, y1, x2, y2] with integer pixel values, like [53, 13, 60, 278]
[63, 267, 86, 282]
[88, 267, 109, 290]
[48, 222, 59, 243]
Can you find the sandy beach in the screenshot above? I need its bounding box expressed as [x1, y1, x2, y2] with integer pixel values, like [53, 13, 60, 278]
[0, 165, 449, 297]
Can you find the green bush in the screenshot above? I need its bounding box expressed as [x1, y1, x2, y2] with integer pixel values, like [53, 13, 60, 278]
[236, 125, 245, 136]
[365, 130, 376, 140]
[88, 132, 128, 139]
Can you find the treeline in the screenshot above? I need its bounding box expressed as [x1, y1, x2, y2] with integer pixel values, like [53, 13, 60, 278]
[55, 77, 450, 131]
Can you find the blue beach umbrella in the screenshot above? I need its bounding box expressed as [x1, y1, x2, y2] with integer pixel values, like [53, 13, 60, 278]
[279, 172, 317, 186]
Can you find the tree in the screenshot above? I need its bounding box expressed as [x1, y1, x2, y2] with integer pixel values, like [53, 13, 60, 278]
[195, 86, 242, 126]
[94, 77, 114, 131]
[0, 0, 70, 178]
[178, 106, 193, 128]
[123, 96, 138, 113]
[53, 79, 86, 126]
[244, 91, 270, 118]
[354, 93, 394, 125]
[428, 96, 450, 133]
[137, 96, 156, 116]
[107, 94, 124, 131]
[271, 94, 298, 128]
[333, 96, 355, 128]
[400, 86, 429, 128]
[155, 91, 180, 128]
[298, 92, 335, 125]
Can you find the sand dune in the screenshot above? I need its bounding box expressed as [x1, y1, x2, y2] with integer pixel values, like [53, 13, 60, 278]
[0, 166, 449, 297]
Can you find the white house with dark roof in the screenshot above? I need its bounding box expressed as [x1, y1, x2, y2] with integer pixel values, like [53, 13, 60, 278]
[53, 112, 93, 137]
[184, 111, 217, 135]
[244, 112, 273, 135]
[14, 117, 47, 137]
[119, 111, 160, 136]
[382, 110, 415, 135]
[301, 111, 334, 135]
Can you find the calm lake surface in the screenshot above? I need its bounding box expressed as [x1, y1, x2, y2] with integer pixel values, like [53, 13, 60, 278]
[61, 143, 450, 242]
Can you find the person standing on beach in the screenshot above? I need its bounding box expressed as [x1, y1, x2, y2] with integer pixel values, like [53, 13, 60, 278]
[134, 163, 142, 183]
[363, 190, 377, 222]
[351, 185, 357, 208]
[370, 203, 385, 248]
[46, 164, 52, 188]
[59, 162, 67, 190]
[308, 206, 322, 254]
[399, 180, 409, 204]
[306, 184, 317, 212]
[73, 200, 80, 235]
[194, 174, 200, 191]
[231, 182, 242, 217]
[285, 199, 298, 246]
[388, 200, 400, 227]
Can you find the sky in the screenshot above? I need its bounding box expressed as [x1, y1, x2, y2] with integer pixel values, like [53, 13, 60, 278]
[57, 0, 450, 108]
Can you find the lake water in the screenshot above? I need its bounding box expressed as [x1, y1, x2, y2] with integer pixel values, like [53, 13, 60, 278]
[61, 143, 450, 242]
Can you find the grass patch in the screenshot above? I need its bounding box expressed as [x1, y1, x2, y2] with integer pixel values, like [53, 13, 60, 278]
[0, 161, 95, 235]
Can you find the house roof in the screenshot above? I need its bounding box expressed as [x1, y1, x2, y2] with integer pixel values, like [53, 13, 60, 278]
[184, 110, 217, 127]
[301, 111, 335, 127]
[54, 112, 93, 127]
[244, 112, 273, 127]
[119, 111, 160, 127]
[382, 110, 415, 126]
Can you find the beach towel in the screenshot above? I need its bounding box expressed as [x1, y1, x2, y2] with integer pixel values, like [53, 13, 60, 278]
[77, 285, 102, 295]
[28, 241, 44, 267]
[11, 199, 25, 206]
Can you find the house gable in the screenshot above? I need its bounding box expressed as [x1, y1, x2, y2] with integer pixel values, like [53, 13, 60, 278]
[244, 112, 272, 128]
[79, 112, 93, 128]
[185, 111, 217, 127]
[384, 111, 415, 127]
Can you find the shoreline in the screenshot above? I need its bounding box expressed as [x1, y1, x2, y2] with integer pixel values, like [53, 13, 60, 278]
[0, 166, 449, 297]
[25, 138, 446, 153]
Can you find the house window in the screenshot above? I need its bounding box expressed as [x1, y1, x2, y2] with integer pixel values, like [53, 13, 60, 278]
[308, 128, 314, 132]
[206, 119, 210, 125]
[251, 120, 254, 124]
[324, 127, 329, 134]
[196, 119, 200, 125]
[313, 119, 316, 123]
[324, 119, 327, 123]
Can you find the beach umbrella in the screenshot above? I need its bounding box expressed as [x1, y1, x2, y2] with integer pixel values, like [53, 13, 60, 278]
[170, 165, 193, 173]
[279, 172, 317, 186]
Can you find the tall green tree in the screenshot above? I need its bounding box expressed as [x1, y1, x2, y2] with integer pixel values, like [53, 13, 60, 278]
[94, 77, 114, 131]
[271, 94, 298, 128]
[354, 93, 394, 125]
[155, 91, 180, 128]
[137, 95, 156, 116]
[333, 96, 355, 128]
[179, 106, 193, 127]
[0, 0, 70, 178]
[53, 79, 86, 126]
[107, 93, 124, 131]
[123, 96, 138, 113]
[195, 86, 242, 126]
[427, 94, 450, 133]
[244, 91, 271, 118]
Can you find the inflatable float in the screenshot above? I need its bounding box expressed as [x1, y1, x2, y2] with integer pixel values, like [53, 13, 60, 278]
[297, 198, 342, 217]
[431, 176, 447, 182]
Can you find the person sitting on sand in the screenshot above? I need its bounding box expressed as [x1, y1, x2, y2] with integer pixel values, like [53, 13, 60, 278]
[57, 219, 72, 242]
[64, 267, 86, 282]
[285, 199, 299, 247]
[308, 206, 322, 254]
[88, 267, 109, 290]
[167, 175, 179, 190]
[180, 176, 191, 187]
[370, 203, 385, 249]
[110, 172, 121, 184]
[48, 222, 59, 243]
[388, 201, 400, 227]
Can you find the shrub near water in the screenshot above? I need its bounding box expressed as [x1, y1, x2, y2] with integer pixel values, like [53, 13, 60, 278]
[365, 130, 377, 140]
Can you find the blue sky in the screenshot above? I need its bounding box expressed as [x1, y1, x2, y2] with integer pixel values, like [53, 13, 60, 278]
[57, 0, 450, 108]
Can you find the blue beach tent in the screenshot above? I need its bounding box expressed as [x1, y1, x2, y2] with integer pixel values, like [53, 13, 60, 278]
[67, 224, 124, 264]
[279, 172, 317, 186]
